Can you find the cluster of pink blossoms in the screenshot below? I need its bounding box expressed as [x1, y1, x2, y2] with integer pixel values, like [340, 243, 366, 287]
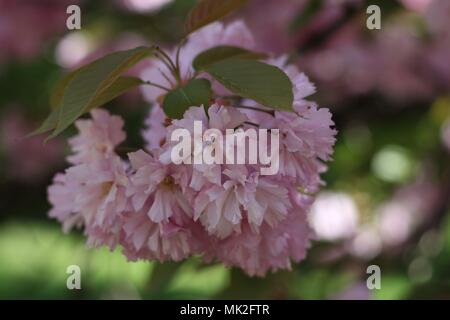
[48, 21, 337, 276]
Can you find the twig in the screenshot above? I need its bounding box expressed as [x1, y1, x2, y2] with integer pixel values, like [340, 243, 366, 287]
[235, 105, 275, 116]
[143, 81, 171, 92]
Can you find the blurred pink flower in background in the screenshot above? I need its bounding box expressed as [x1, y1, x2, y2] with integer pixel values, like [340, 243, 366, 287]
[0, 0, 79, 63]
[0, 110, 63, 182]
[237, 0, 306, 54]
[298, 17, 437, 104]
[425, 0, 450, 41]
[309, 192, 359, 241]
[239, 0, 364, 55]
[400, 0, 433, 12]
[372, 22, 434, 102]
[350, 225, 382, 260]
[332, 281, 371, 300]
[119, 0, 174, 13]
[349, 171, 442, 259]
[56, 32, 148, 69]
[266, 0, 450, 105]
[377, 175, 441, 247]
[442, 120, 450, 153]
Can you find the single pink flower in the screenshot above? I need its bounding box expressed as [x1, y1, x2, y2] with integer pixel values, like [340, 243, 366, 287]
[48, 155, 130, 249]
[194, 168, 291, 239]
[68, 109, 126, 164]
[127, 149, 194, 223]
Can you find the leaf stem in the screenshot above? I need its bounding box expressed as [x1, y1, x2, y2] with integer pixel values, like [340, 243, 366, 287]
[244, 121, 260, 127]
[155, 47, 181, 84]
[154, 52, 175, 76]
[235, 105, 275, 116]
[175, 40, 185, 77]
[158, 68, 176, 88]
[143, 81, 171, 92]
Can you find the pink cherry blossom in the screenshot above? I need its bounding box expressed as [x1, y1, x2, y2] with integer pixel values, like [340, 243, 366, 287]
[68, 109, 126, 165]
[160, 105, 248, 189]
[194, 168, 291, 239]
[122, 149, 208, 261]
[49, 109, 130, 249]
[49, 100, 335, 276]
[48, 14, 338, 277]
[265, 101, 337, 191]
[127, 149, 194, 223]
[206, 192, 313, 277]
[245, 58, 334, 191]
[49, 155, 130, 249]
[142, 104, 168, 150]
[120, 206, 207, 262]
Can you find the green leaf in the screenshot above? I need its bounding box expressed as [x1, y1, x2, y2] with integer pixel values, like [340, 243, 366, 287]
[163, 79, 212, 119]
[28, 109, 59, 137]
[193, 45, 267, 71]
[50, 69, 82, 110]
[87, 76, 144, 111]
[30, 76, 143, 137]
[185, 0, 248, 35]
[47, 46, 153, 139]
[205, 59, 293, 110]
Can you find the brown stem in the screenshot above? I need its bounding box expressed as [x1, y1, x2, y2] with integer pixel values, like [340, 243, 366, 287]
[235, 105, 275, 116]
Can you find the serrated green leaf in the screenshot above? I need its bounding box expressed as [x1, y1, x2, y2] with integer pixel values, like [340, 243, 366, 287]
[205, 59, 293, 110]
[27, 109, 59, 137]
[30, 76, 143, 138]
[87, 76, 144, 111]
[163, 79, 212, 119]
[50, 69, 82, 110]
[185, 0, 248, 35]
[47, 46, 153, 139]
[193, 46, 266, 71]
